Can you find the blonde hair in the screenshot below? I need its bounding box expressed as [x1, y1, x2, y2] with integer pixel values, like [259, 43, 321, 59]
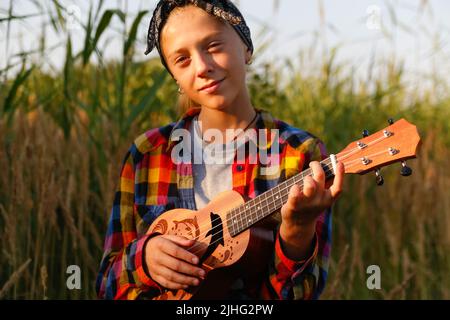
[177, 93, 201, 115]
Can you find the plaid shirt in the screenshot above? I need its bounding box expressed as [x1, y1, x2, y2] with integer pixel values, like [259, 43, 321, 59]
[96, 108, 332, 300]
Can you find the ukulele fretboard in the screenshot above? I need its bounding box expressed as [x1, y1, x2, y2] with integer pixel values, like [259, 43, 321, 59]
[226, 158, 335, 237]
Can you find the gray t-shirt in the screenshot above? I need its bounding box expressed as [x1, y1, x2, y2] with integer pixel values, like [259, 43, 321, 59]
[190, 116, 235, 209]
[189, 116, 254, 295]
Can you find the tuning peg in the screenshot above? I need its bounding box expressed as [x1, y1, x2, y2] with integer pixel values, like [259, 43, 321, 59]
[362, 129, 369, 138]
[400, 161, 412, 176]
[375, 169, 384, 186]
[388, 118, 394, 125]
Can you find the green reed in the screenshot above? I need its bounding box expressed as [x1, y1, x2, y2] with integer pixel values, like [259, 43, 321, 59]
[0, 0, 448, 299]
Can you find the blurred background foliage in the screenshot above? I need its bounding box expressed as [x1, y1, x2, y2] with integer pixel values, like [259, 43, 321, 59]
[0, 0, 449, 299]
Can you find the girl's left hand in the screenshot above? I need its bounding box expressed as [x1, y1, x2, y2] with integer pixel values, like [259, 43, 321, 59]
[280, 160, 345, 229]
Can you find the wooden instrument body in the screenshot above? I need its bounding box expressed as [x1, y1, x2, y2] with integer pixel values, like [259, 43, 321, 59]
[146, 190, 276, 300]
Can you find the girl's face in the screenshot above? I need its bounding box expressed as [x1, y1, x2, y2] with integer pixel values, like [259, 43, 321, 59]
[160, 5, 251, 111]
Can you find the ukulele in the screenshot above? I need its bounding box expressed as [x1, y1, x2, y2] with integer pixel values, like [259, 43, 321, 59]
[146, 118, 421, 300]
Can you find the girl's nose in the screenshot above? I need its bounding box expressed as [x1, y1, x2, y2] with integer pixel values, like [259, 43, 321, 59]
[195, 52, 213, 78]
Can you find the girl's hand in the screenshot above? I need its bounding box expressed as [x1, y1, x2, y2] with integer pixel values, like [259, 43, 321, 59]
[281, 160, 344, 228]
[144, 235, 205, 290]
[279, 160, 344, 260]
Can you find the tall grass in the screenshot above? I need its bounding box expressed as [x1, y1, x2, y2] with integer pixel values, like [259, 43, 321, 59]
[0, 0, 449, 299]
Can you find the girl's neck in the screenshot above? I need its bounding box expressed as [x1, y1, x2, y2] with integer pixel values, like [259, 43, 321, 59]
[197, 103, 256, 142]
[197, 90, 256, 141]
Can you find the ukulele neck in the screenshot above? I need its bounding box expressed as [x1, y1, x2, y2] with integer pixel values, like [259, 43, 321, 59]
[226, 157, 336, 237]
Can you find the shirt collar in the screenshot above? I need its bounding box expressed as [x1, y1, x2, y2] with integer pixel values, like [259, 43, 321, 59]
[167, 107, 277, 150]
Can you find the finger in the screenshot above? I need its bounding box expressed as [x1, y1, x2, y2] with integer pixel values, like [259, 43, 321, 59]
[302, 175, 317, 199]
[309, 161, 325, 190]
[158, 253, 205, 279]
[163, 234, 196, 248]
[158, 265, 202, 287]
[320, 189, 334, 209]
[288, 184, 302, 202]
[282, 184, 302, 212]
[160, 236, 199, 265]
[329, 161, 344, 199]
[153, 273, 189, 290]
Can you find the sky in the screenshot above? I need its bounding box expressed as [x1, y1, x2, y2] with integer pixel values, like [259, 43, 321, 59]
[1, 0, 450, 88]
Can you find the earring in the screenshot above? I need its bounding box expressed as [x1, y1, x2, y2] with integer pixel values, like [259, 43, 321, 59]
[178, 86, 184, 94]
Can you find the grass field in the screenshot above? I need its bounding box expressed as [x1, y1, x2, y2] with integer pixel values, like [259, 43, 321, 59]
[1, 1, 449, 299]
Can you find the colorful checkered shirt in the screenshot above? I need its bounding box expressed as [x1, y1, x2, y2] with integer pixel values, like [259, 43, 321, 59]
[96, 108, 332, 300]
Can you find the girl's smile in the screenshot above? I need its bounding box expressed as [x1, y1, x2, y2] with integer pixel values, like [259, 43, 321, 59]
[199, 77, 225, 94]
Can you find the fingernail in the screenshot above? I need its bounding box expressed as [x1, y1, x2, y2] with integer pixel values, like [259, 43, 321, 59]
[193, 279, 199, 286]
[192, 257, 199, 264]
[199, 270, 205, 277]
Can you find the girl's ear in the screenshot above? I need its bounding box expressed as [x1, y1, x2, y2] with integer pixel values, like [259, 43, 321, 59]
[245, 49, 252, 65]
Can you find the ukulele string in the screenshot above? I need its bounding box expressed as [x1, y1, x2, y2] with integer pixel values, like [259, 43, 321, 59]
[185, 133, 389, 255]
[330, 133, 389, 160]
[180, 133, 393, 255]
[186, 158, 337, 255]
[187, 164, 337, 256]
[338, 149, 393, 167]
[183, 128, 390, 241]
[187, 151, 384, 257]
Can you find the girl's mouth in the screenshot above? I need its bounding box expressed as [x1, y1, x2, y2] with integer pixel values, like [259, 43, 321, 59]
[199, 78, 225, 93]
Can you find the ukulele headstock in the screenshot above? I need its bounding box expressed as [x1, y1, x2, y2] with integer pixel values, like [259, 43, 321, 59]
[337, 119, 421, 176]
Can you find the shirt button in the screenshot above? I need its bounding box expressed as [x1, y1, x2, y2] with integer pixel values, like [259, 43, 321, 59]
[236, 165, 244, 172]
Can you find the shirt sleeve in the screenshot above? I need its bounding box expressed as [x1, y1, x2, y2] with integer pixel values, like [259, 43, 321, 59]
[264, 137, 332, 300]
[95, 147, 162, 300]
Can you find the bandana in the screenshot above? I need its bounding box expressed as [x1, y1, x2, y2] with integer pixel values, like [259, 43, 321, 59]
[144, 0, 253, 71]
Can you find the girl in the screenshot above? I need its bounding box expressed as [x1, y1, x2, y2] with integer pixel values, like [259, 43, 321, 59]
[96, 0, 344, 300]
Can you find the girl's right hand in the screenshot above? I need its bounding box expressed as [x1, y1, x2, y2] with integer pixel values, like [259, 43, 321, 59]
[144, 234, 206, 290]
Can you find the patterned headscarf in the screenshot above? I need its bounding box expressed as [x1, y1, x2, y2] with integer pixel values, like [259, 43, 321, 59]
[145, 0, 253, 72]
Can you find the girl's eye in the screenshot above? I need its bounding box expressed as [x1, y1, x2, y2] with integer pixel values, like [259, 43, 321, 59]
[208, 42, 222, 50]
[175, 56, 188, 65]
